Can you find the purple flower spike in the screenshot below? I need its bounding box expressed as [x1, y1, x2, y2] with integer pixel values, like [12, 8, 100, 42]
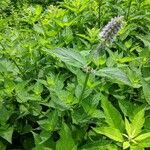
[100, 16, 124, 44]
[91, 16, 124, 61]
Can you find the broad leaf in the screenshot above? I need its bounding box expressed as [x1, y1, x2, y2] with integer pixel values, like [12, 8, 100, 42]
[95, 68, 131, 86]
[43, 48, 87, 68]
[101, 95, 125, 132]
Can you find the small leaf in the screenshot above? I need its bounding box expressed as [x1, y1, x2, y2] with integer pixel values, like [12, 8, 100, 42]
[123, 141, 130, 149]
[33, 81, 43, 95]
[125, 118, 132, 137]
[0, 126, 13, 143]
[38, 110, 58, 131]
[94, 126, 124, 142]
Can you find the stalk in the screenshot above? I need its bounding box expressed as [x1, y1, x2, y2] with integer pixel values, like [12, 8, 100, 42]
[78, 73, 90, 104]
[10, 58, 25, 77]
[98, 0, 103, 28]
[126, 0, 132, 21]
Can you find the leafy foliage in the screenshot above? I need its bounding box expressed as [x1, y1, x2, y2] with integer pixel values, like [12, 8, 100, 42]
[0, 0, 150, 149]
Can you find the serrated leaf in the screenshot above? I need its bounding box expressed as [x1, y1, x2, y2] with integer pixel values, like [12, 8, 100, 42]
[135, 132, 150, 141]
[131, 108, 145, 137]
[43, 48, 87, 68]
[142, 79, 150, 104]
[56, 123, 77, 150]
[118, 99, 135, 118]
[94, 126, 124, 142]
[138, 137, 150, 148]
[101, 95, 125, 132]
[95, 68, 131, 86]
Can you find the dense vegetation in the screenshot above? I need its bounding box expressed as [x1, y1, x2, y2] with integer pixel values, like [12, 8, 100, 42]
[0, 0, 150, 149]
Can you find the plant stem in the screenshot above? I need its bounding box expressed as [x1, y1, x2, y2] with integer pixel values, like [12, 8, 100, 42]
[10, 58, 25, 77]
[126, 0, 132, 21]
[78, 73, 90, 104]
[98, 0, 102, 28]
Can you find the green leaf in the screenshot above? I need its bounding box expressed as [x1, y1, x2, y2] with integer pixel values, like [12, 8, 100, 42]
[32, 132, 52, 149]
[101, 95, 125, 132]
[123, 141, 130, 149]
[0, 63, 7, 72]
[141, 79, 150, 104]
[130, 145, 144, 150]
[138, 137, 150, 148]
[33, 81, 43, 95]
[0, 141, 6, 150]
[131, 108, 145, 137]
[38, 110, 58, 131]
[43, 48, 87, 68]
[125, 118, 132, 137]
[0, 126, 13, 143]
[80, 140, 111, 150]
[135, 132, 150, 141]
[94, 126, 124, 142]
[118, 99, 135, 118]
[95, 68, 131, 86]
[118, 57, 135, 63]
[56, 123, 77, 150]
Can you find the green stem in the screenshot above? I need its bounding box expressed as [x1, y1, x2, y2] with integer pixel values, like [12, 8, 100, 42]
[78, 73, 90, 104]
[126, 0, 132, 21]
[98, 0, 103, 28]
[10, 57, 25, 78]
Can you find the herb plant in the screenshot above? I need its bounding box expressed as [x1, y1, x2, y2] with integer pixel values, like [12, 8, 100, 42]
[0, 0, 150, 150]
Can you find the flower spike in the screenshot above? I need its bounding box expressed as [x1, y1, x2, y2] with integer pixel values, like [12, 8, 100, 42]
[100, 16, 124, 44]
